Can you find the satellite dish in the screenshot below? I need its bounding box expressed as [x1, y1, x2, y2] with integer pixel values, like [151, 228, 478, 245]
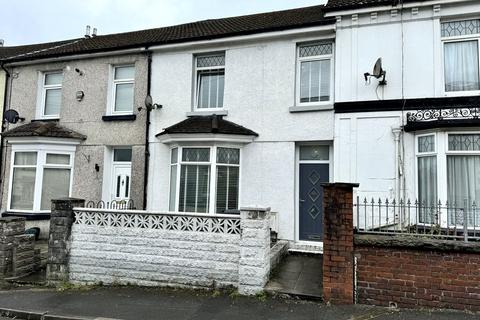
[372, 58, 384, 78]
[3, 109, 24, 124]
[364, 58, 387, 85]
[141, 95, 162, 112]
[144, 95, 153, 111]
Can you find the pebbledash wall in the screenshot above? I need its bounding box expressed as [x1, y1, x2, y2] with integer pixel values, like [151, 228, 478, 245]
[47, 198, 275, 295]
[322, 184, 480, 312]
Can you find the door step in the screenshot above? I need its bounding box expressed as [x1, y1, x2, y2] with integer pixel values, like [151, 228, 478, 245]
[288, 243, 323, 254]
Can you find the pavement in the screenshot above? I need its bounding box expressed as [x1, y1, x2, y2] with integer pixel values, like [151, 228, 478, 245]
[0, 287, 478, 320]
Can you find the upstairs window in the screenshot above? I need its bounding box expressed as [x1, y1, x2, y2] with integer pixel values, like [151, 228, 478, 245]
[195, 53, 225, 110]
[40, 72, 63, 118]
[110, 65, 135, 114]
[297, 42, 333, 105]
[441, 20, 480, 93]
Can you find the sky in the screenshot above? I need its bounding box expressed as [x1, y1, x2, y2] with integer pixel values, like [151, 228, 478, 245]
[1, 0, 327, 46]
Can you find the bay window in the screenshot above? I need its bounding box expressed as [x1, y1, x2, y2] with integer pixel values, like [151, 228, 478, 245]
[169, 146, 240, 214]
[441, 19, 480, 93]
[9, 148, 74, 212]
[195, 53, 225, 110]
[416, 132, 480, 226]
[297, 42, 333, 105]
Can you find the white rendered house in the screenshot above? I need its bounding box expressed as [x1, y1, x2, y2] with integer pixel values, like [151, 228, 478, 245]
[146, 6, 337, 244]
[327, 0, 480, 229]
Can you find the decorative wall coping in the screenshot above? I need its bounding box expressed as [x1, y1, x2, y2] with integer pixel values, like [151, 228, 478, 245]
[73, 208, 241, 235]
[73, 207, 240, 219]
[355, 234, 480, 253]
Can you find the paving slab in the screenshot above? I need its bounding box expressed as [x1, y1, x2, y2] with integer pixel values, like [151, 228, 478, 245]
[266, 253, 323, 299]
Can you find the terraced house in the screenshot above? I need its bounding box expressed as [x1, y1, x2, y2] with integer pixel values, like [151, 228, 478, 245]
[1, 0, 479, 248]
[0, 36, 149, 237]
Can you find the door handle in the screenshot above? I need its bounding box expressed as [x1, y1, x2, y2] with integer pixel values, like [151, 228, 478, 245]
[300, 199, 306, 203]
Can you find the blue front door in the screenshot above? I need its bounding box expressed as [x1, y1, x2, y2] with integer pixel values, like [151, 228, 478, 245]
[299, 164, 329, 242]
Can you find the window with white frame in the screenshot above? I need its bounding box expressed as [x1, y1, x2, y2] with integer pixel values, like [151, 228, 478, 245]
[416, 132, 480, 225]
[110, 65, 135, 114]
[40, 72, 63, 118]
[9, 149, 73, 212]
[297, 42, 333, 105]
[169, 146, 240, 214]
[441, 19, 480, 93]
[195, 53, 225, 110]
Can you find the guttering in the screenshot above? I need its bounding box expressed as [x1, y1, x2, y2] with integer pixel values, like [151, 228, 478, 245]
[157, 133, 257, 144]
[143, 49, 152, 210]
[4, 47, 148, 67]
[148, 24, 336, 52]
[324, 0, 477, 17]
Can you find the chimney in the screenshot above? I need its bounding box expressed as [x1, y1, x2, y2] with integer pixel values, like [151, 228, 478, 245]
[85, 25, 91, 38]
[0, 39, 4, 47]
[92, 28, 97, 37]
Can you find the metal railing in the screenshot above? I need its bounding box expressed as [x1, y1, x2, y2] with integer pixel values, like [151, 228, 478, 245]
[355, 197, 480, 242]
[85, 199, 136, 210]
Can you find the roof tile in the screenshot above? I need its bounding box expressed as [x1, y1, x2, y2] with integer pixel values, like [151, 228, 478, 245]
[0, 5, 334, 62]
[2, 121, 86, 140]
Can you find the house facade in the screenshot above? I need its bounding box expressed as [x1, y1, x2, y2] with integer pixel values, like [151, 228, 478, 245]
[327, 0, 480, 228]
[0, 45, 148, 236]
[146, 7, 337, 244]
[1, 0, 478, 245]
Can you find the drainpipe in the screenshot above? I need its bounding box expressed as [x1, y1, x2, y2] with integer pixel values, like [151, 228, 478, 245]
[142, 50, 152, 210]
[392, 127, 403, 224]
[0, 62, 11, 208]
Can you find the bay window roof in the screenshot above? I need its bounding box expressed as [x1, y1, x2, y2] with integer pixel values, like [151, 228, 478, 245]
[1, 121, 86, 140]
[156, 115, 258, 137]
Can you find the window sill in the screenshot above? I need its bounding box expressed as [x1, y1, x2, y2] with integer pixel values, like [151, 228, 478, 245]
[289, 105, 333, 113]
[102, 114, 136, 122]
[187, 110, 228, 117]
[31, 118, 59, 122]
[2, 211, 51, 220]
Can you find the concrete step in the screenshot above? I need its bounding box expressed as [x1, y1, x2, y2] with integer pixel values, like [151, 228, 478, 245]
[288, 243, 323, 254]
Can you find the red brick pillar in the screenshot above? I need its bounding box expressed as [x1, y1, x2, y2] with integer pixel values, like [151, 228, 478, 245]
[322, 183, 358, 305]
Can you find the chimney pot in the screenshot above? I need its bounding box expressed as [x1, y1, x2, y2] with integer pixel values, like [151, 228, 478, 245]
[85, 25, 91, 38]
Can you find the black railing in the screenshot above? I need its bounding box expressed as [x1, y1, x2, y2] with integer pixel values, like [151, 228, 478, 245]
[85, 199, 136, 210]
[407, 107, 480, 123]
[355, 197, 480, 242]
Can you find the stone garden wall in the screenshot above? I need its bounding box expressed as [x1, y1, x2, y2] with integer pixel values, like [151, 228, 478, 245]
[47, 199, 272, 295]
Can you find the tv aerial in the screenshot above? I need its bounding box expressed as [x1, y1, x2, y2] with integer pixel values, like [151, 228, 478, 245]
[3, 109, 25, 124]
[364, 58, 387, 85]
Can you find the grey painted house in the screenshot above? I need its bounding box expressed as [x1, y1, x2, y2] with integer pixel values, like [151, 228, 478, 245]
[0, 40, 149, 236]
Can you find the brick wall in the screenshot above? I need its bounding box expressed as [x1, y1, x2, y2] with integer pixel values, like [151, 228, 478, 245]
[322, 183, 358, 304]
[356, 236, 480, 312]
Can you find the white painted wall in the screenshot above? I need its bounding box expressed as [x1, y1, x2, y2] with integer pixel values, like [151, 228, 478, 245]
[148, 30, 335, 241]
[334, 1, 480, 102]
[70, 224, 241, 288]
